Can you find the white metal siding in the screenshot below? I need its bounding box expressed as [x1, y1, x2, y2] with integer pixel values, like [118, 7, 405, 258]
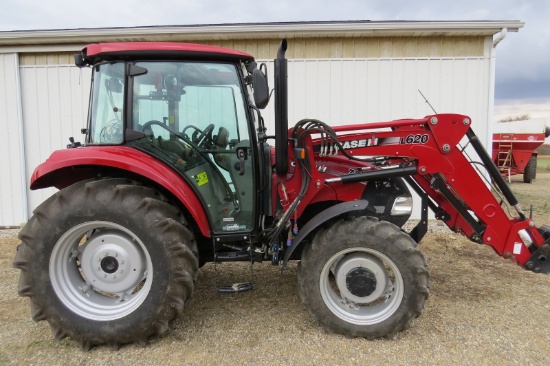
[261, 57, 490, 145]
[20, 65, 91, 215]
[0, 53, 26, 226]
[260, 57, 490, 221]
[1, 56, 490, 225]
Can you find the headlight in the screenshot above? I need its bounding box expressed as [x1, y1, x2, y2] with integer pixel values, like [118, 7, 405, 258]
[390, 196, 413, 215]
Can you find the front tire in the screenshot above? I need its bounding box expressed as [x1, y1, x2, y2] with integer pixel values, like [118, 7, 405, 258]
[13, 179, 198, 350]
[297, 216, 429, 339]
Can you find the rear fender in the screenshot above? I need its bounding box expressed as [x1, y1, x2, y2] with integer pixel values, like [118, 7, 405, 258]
[281, 200, 369, 269]
[30, 146, 211, 237]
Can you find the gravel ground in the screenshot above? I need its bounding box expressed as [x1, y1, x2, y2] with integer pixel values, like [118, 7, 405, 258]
[0, 229, 20, 239]
[1, 175, 549, 365]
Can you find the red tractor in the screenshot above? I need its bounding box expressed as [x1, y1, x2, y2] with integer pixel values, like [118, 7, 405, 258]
[13, 40, 550, 350]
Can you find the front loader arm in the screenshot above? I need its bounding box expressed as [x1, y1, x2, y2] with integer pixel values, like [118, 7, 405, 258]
[319, 113, 548, 272]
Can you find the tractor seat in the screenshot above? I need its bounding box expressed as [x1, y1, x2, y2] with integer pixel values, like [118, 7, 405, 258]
[213, 127, 229, 149]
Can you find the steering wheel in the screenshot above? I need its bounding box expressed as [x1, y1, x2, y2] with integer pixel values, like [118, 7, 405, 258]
[141, 120, 171, 136]
[182, 124, 215, 148]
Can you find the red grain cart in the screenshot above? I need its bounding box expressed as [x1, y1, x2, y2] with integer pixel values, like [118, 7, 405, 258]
[492, 120, 550, 183]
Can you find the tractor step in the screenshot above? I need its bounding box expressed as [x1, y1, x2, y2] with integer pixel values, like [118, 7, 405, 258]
[215, 251, 252, 262]
[213, 247, 256, 293]
[216, 282, 253, 293]
[214, 250, 263, 263]
[213, 238, 262, 294]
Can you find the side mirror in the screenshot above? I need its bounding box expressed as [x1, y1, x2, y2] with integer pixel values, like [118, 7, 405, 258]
[74, 53, 86, 68]
[252, 66, 269, 110]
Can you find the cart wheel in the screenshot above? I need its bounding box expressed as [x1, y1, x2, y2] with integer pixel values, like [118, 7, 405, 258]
[523, 156, 537, 183]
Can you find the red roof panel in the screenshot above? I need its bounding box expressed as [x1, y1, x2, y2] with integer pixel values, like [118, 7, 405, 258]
[84, 42, 253, 60]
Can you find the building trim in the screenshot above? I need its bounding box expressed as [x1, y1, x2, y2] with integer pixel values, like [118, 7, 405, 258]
[14, 53, 28, 222]
[0, 20, 524, 49]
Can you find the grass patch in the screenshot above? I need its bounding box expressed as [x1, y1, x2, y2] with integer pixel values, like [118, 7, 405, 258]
[537, 156, 550, 172]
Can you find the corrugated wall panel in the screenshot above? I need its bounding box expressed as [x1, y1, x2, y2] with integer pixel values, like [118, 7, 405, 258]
[341, 60, 357, 123]
[205, 36, 485, 60]
[0, 53, 26, 226]
[20, 65, 91, 214]
[260, 57, 489, 140]
[14, 38, 486, 66]
[19, 53, 75, 66]
[7, 57, 489, 225]
[254, 56, 490, 220]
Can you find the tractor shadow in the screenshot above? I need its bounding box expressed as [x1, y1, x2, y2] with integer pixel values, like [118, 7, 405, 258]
[166, 261, 313, 342]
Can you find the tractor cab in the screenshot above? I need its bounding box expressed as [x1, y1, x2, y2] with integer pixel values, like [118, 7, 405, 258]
[84, 44, 258, 234]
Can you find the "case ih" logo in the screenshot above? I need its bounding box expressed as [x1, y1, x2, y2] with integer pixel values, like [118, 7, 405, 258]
[341, 138, 379, 149]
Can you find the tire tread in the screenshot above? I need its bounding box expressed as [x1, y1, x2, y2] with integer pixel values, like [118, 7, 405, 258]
[297, 216, 430, 339]
[13, 178, 198, 349]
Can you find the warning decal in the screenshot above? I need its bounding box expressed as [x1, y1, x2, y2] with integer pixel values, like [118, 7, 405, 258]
[195, 172, 209, 186]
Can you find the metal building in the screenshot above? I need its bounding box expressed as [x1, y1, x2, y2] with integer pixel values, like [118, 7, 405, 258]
[0, 20, 523, 227]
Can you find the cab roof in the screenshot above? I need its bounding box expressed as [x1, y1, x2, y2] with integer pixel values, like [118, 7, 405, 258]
[80, 42, 255, 65]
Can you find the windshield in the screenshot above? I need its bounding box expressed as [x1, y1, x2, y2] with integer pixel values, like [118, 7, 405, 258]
[88, 62, 125, 144]
[130, 62, 248, 137]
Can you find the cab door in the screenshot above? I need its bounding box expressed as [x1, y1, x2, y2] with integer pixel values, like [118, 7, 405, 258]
[128, 61, 256, 234]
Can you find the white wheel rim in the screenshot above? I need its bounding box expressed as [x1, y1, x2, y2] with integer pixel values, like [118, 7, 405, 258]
[319, 247, 404, 325]
[49, 221, 153, 321]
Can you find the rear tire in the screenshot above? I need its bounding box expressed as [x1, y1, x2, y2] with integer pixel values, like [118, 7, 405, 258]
[523, 155, 537, 183]
[13, 179, 198, 350]
[297, 216, 429, 339]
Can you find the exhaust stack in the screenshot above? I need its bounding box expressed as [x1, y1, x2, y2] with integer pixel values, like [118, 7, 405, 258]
[274, 39, 288, 176]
